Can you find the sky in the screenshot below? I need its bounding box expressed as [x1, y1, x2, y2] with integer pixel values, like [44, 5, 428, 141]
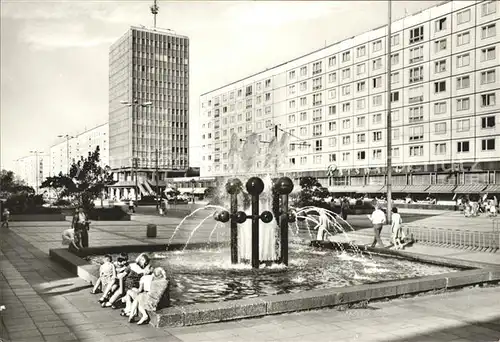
[0, 0, 442, 172]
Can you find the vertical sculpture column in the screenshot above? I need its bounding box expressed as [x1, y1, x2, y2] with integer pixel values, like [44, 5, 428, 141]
[226, 178, 242, 264]
[246, 177, 265, 269]
[275, 177, 294, 266]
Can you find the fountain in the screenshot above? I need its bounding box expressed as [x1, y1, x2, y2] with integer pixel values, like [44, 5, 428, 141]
[212, 176, 295, 269]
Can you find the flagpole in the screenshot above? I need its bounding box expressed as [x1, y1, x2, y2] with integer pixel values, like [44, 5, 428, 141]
[386, 0, 393, 224]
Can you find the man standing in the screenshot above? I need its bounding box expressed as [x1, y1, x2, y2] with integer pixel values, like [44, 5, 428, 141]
[72, 207, 89, 248]
[369, 204, 386, 248]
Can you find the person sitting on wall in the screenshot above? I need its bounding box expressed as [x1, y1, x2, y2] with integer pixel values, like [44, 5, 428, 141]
[91, 255, 117, 303]
[101, 253, 131, 308]
[121, 265, 154, 320]
[127, 267, 170, 325]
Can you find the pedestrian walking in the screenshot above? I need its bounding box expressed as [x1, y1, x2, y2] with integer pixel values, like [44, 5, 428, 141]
[340, 198, 349, 221]
[1, 208, 10, 228]
[369, 204, 386, 248]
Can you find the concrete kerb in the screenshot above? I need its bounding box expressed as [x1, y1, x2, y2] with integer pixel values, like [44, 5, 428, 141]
[49, 243, 500, 328]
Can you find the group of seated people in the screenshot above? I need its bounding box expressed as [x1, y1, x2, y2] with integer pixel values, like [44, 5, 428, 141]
[90, 252, 170, 325]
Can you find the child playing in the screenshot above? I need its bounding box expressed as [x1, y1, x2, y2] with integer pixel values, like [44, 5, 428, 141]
[90, 255, 116, 303]
[391, 207, 405, 250]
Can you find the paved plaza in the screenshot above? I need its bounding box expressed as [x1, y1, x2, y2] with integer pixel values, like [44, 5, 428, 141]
[1, 211, 500, 341]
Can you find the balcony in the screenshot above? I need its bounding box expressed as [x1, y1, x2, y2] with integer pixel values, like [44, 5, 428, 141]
[409, 135, 423, 141]
[313, 69, 322, 75]
[409, 95, 423, 104]
[313, 101, 322, 106]
[312, 116, 322, 122]
[312, 85, 322, 91]
[409, 56, 423, 64]
[313, 132, 323, 137]
[409, 76, 423, 83]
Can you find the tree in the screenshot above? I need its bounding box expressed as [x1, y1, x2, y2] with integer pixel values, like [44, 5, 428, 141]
[0, 170, 35, 197]
[294, 176, 330, 209]
[41, 146, 115, 212]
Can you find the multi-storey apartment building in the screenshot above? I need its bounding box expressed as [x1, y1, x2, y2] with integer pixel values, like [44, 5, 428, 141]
[15, 154, 50, 194]
[108, 26, 189, 200]
[200, 0, 500, 197]
[50, 123, 109, 176]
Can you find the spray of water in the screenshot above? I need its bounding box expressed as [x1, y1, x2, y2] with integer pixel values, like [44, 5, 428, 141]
[181, 214, 219, 252]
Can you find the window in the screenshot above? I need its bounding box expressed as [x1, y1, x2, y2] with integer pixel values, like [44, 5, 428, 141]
[457, 141, 470, 153]
[357, 81, 366, 92]
[456, 53, 470, 68]
[356, 133, 366, 143]
[341, 85, 351, 96]
[342, 51, 351, 62]
[313, 109, 322, 122]
[265, 106, 271, 115]
[300, 112, 307, 121]
[434, 81, 446, 93]
[357, 116, 366, 127]
[373, 76, 382, 88]
[342, 136, 351, 145]
[481, 93, 496, 107]
[356, 63, 366, 75]
[342, 102, 351, 112]
[342, 68, 351, 79]
[434, 143, 446, 155]
[328, 105, 336, 115]
[435, 17, 447, 32]
[312, 61, 322, 75]
[392, 128, 400, 139]
[265, 79, 271, 88]
[329, 137, 337, 147]
[313, 93, 322, 106]
[409, 125, 424, 141]
[300, 81, 307, 91]
[409, 26, 424, 44]
[391, 91, 399, 102]
[372, 95, 382, 106]
[328, 56, 336, 67]
[457, 9, 470, 24]
[373, 149, 382, 159]
[288, 114, 296, 124]
[357, 151, 366, 160]
[312, 77, 322, 90]
[409, 66, 424, 83]
[289, 100, 296, 109]
[409, 86, 424, 103]
[434, 39, 447, 52]
[328, 121, 336, 131]
[392, 147, 400, 158]
[300, 97, 307, 106]
[314, 139, 323, 151]
[288, 85, 296, 95]
[329, 153, 336, 162]
[391, 110, 400, 122]
[357, 46, 366, 57]
[342, 152, 350, 161]
[481, 115, 496, 129]
[409, 145, 424, 157]
[457, 75, 470, 90]
[481, 47, 496, 61]
[435, 122, 447, 134]
[457, 119, 470, 132]
[313, 155, 322, 164]
[246, 85, 252, 96]
[256, 96, 262, 104]
[265, 93, 271, 101]
[300, 66, 307, 76]
[482, 1, 497, 16]
[481, 139, 495, 151]
[373, 131, 382, 141]
[409, 106, 424, 123]
[391, 53, 399, 66]
[391, 72, 400, 84]
[328, 72, 337, 83]
[481, 70, 496, 84]
[372, 58, 382, 70]
[457, 31, 470, 46]
[409, 46, 424, 63]
[289, 71, 296, 79]
[434, 60, 446, 73]
[481, 24, 496, 39]
[300, 157, 307, 165]
[356, 98, 366, 110]
[434, 101, 446, 114]
[373, 40, 382, 52]
[342, 119, 351, 129]
[457, 97, 470, 111]
[300, 127, 307, 136]
[391, 34, 400, 46]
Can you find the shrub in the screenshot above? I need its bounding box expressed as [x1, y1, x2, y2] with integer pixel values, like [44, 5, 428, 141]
[88, 206, 130, 221]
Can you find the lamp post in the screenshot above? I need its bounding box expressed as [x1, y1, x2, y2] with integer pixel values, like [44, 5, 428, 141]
[29, 150, 41, 194]
[120, 99, 153, 202]
[57, 134, 74, 174]
[190, 179, 196, 204]
[386, 0, 393, 224]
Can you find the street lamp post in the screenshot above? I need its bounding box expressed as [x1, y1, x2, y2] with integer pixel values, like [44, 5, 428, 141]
[120, 99, 153, 202]
[190, 179, 196, 204]
[57, 134, 74, 174]
[386, 0, 393, 224]
[29, 150, 41, 194]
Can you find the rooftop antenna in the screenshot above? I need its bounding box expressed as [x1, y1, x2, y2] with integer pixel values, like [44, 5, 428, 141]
[150, 0, 159, 29]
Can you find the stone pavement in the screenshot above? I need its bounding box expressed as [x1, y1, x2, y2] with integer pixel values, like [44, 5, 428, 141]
[1, 214, 500, 341]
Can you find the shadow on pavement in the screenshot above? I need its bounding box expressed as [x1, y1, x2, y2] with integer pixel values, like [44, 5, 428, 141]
[42, 285, 92, 296]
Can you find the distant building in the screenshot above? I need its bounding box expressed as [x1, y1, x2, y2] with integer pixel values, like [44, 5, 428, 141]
[108, 26, 190, 200]
[14, 154, 50, 193]
[200, 0, 500, 197]
[50, 123, 109, 176]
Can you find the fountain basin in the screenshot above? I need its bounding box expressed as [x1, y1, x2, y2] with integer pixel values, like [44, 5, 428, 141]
[49, 243, 500, 327]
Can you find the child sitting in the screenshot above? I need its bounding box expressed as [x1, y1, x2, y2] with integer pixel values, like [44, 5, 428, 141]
[90, 255, 116, 303]
[102, 253, 130, 308]
[391, 207, 405, 250]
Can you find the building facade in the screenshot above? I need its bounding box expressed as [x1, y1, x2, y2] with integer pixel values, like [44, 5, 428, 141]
[108, 26, 190, 199]
[50, 123, 109, 176]
[14, 154, 50, 193]
[200, 0, 500, 196]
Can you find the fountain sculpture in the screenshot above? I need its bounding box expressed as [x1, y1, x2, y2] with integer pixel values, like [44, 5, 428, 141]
[214, 176, 295, 269]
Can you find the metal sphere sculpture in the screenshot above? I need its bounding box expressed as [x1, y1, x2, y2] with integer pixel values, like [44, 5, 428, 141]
[260, 210, 273, 223]
[225, 178, 243, 195]
[274, 176, 294, 195]
[246, 177, 265, 196]
[235, 211, 247, 224]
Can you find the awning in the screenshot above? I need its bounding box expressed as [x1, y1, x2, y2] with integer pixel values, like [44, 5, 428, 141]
[484, 184, 500, 193]
[403, 185, 430, 193]
[328, 186, 358, 193]
[426, 184, 456, 193]
[454, 184, 487, 194]
[109, 181, 135, 187]
[177, 187, 207, 195]
[379, 185, 407, 192]
[356, 185, 384, 193]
